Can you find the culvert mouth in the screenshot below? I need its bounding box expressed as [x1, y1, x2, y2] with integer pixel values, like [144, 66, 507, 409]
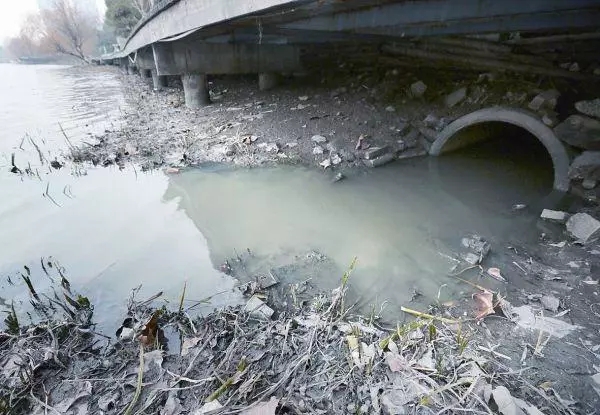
[429, 108, 570, 192]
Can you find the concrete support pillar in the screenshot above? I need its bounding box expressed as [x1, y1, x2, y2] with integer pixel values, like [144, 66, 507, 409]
[258, 72, 279, 91]
[141, 69, 152, 79]
[152, 70, 168, 90]
[182, 73, 210, 108]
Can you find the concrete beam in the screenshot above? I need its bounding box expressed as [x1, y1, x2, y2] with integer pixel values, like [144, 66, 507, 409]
[153, 42, 300, 76]
[182, 73, 210, 108]
[282, 0, 600, 33]
[121, 0, 302, 57]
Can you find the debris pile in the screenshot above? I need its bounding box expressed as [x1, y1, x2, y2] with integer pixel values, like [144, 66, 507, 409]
[0, 259, 582, 415]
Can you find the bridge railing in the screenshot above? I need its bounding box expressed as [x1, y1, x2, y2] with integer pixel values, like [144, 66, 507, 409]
[123, 0, 181, 52]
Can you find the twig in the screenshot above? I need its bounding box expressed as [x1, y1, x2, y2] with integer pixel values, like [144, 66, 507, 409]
[123, 343, 144, 415]
[401, 306, 459, 324]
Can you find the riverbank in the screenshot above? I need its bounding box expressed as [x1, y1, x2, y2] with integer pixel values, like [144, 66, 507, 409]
[2, 64, 600, 413]
[2, 250, 598, 414]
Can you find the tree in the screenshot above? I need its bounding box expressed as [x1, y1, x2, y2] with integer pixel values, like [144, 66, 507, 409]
[104, 0, 142, 38]
[40, 0, 98, 62]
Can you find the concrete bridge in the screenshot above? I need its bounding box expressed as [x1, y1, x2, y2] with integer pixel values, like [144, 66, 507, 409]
[103, 0, 600, 191]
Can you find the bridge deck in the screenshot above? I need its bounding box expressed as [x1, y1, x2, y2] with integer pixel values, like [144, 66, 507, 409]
[113, 0, 600, 58]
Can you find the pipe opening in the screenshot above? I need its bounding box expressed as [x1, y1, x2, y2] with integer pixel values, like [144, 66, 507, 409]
[430, 108, 570, 191]
[445, 122, 554, 189]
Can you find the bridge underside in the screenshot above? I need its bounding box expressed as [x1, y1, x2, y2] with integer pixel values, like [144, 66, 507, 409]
[108, 0, 600, 96]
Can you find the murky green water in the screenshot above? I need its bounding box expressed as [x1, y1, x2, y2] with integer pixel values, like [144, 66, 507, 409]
[0, 64, 555, 332]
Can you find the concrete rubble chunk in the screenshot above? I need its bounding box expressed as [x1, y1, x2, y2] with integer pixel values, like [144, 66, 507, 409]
[555, 115, 600, 150]
[569, 151, 600, 181]
[364, 146, 390, 160]
[364, 153, 395, 168]
[423, 114, 439, 128]
[311, 135, 327, 143]
[540, 209, 569, 223]
[445, 87, 467, 108]
[582, 178, 597, 189]
[566, 213, 600, 243]
[312, 146, 324, 155]
[575, 98, 600, 119]
[528, 89, 560, 112]
[541, 295, 560, 312]
[461, 234, 491, 260]
[418, 127, 438, 142]
[410, 80, 427, 98]
[244, 295, 274, 320]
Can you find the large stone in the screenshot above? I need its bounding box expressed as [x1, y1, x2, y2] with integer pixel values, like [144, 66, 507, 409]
[364, 146, 390, 160]
[554, 115, 600, 150]
[540, 209, 568, 223]
[575, 98, 600, 119]
[569, 151, 600, 181]
[528, 89, 560, 112]
[364, 153, 395, 168]
[445, 87, 467, 108]
[566, 213, 600, 243]
[244, 295, 274, 320]
[410, 80, 427, 98]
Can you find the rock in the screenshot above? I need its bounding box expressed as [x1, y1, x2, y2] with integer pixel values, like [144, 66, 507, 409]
[528, 89, 560, 111]
[541, 113, 558, 127]
[419, 135, 432, 152]
[463, 252, 482, 265]
[410, 80, 427, 98]
[334, 172, 345, 182]
[540, 209, 569, 223]
[569, 151, 600, 180]
[259, 142, 279, 153]
[244, 295, 274, 320]
[423, 114, 439, 128]
[298, 95, 309, 101]
[339, 149, 356, 162]
[445, 87, 467, 108]
[286, 142, 298, 148]
[225, 145, 236, 156]
[364, 153, 395, 168]
[582, 178, 597, 189]
[555, 115, 600, 150]
[311, 135, 327, 143]
[569, 62, 580, 72]
[418, 127, 438, 142]
[566, 213, 600, 243]
[257, 272, 279, 289]
[331, 153, 342, 165]
[401, 128, 420, 147]
[364, 146, 390, 160]
[541, 295, 560, 312]
[461, 235, 491, 258]
[385, 106, 395, 112]
[312, 146, 324, 155]
[319, 158, 332, 169]
[575, 98, 600, 119]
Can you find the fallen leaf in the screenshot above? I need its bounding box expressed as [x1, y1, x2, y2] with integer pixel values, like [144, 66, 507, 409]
[240, 397, 279, 415]
[139, 310, 161, 347]
[473, 290, 495, 320]
[487, 268, 507, 282]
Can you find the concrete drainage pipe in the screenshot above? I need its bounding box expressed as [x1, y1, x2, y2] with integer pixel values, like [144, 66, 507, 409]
[429, 107, 570, 192]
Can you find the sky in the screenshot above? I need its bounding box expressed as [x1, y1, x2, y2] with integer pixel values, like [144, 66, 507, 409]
[0, 0, 107, 44]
